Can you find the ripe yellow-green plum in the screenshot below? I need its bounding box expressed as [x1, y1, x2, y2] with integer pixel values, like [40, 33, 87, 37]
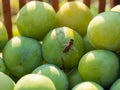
[56, 1, 93, 36]
[14, 74, 56, 90]
[72, 81, 104, 90]
[87, 11, 120, 51]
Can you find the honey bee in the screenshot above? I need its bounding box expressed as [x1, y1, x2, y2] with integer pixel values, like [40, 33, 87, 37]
[63, 39, 74, 53]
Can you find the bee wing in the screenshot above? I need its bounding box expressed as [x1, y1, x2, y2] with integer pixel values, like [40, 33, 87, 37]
[71, 46, 78, 52]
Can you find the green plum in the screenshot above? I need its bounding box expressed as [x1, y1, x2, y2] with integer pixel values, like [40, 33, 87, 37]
[16, 1, 56, 40]
[78, 49, 119, 87]
[42, 27, 84, 69]
[83, 34, 95, 53]
[32, 64, 69, 90]
[72, 81, 104, 90]
[3, 36, 43, 78]
[0, 57, 6, 73]
[67, 68, 83, 89]
[0, 21, 8, 51]
[110, 78, 120, 90]
[14, 74, 56, 90]
[0, 72, 15, 90]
